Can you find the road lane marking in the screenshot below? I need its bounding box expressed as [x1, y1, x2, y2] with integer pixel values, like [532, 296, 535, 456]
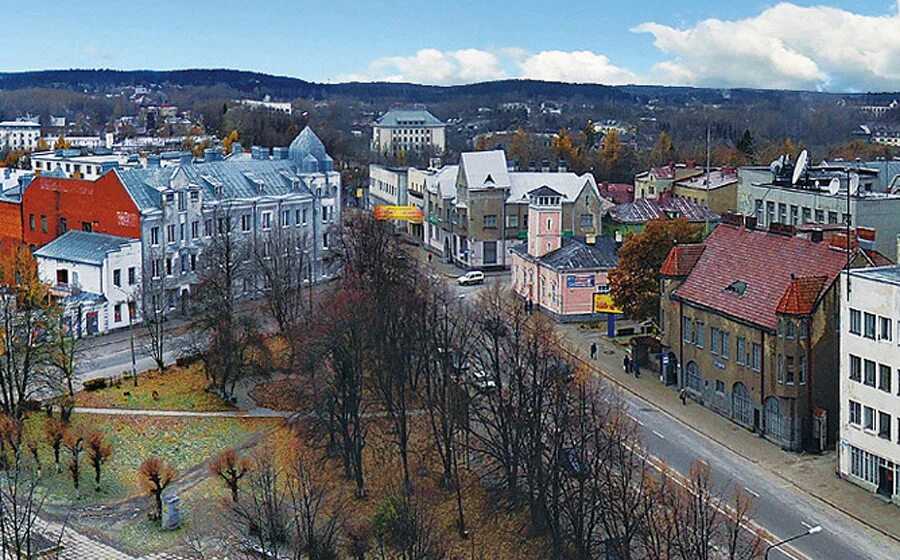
[744, 487, 760, 498]
[627, 414, 644, 426]
[652, 429, 665, 439]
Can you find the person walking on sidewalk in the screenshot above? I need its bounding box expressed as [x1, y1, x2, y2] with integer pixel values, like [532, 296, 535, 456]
[634, 362, 641, 378]
[590, 341, 597, 360]
[679, 388, 688, 405]
[623, 355, 630, 373]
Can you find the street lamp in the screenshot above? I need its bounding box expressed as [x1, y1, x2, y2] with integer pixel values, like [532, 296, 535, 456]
[764, 525, 822, 559]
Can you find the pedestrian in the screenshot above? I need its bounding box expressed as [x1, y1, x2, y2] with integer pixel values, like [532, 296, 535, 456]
[590, 341, 597, 360]
[623, 355, 630, 373]
[679, 388, 688, 406]
[634, 363, 641, 378]
[427, 252, 433, 264]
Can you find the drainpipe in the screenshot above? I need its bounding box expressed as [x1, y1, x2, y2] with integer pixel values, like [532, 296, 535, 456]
[678, 300, 684, 389]
[759, 330, 766, 436]
[806, 316, 815, 451]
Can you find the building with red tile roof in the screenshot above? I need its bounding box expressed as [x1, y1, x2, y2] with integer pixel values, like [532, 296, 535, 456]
[658, 217, 881, 453]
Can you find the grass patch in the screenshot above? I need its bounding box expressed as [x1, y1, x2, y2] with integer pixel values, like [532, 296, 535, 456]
[74, 364, 233, 412]
[24, 413, 276, 506]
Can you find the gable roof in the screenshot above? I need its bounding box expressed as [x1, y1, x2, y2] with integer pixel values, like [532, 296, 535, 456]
[528, 185, 564, 198]
[114, 167, 174, 211]
[374, 109, 444, 127]
[609, 197, 717, 224]
[660, 244, 706, 277]
[776, 275, 829, 316]
[34, 230, 136, 266]
[510, 236, 618, 271]
[460, 150, 510, 190]
[507, 171, 597, 204]
[671, 225, 849, 330]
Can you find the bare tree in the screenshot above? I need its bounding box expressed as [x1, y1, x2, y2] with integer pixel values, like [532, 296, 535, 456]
[140, 269, 170, 376]
[45, 309, 81, 398]
[285, 449, 343, 560]
[230, 455, 289, 559]
[0, 447, 65, 560]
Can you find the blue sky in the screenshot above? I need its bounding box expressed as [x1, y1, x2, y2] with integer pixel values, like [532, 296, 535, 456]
[3, 1, 898, 91]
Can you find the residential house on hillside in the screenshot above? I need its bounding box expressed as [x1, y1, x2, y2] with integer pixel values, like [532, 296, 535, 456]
[634, 164, 704, 200]
[673, 168, 739, 214]
[658, 215, 890, 452]
[423, 150, 605, 270]
[603, 196, 718, 241]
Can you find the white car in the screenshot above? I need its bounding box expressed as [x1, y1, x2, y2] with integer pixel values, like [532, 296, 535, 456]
[470, 368, 496, 391]
[457, 270, 485, 286]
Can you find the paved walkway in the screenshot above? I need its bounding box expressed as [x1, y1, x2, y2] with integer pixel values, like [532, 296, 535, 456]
[559, 322, 900, 546]
[73, 406, 290, 418]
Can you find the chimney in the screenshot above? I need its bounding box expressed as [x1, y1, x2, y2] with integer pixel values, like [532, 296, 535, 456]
[146, 155, 161, 168]
[230, 142, 243, 155]
[528, 161, 536, 172]
[558, 159, 568, 173]
[541, 159, 550, 172]
[811, 229, 824, 243]
[743, 215, 757, 230]
[507, 158, 517, 172]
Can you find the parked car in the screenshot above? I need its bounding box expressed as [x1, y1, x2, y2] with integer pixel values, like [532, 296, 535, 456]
[457, 270, 485, 286]
[469, 368, 496, 391]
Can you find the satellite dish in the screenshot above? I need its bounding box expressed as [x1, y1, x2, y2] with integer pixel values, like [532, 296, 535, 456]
[827, 177, 840, 195]
[792, 149, 808, 185]
[769, 159, 782, 174]
[849, 173, 860, 195]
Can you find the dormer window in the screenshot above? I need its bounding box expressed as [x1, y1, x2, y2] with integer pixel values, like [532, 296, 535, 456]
[724, 280, 747, 296]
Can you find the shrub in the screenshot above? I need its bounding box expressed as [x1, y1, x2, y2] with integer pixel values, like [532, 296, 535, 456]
[82, 378, 108, 392]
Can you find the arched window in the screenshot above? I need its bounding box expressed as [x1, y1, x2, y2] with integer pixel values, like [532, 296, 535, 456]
[686, 362, 703, 393]
[732, 383, 753, 426]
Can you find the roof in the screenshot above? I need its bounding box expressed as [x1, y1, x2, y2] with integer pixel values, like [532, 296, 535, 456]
[671, 225, 849, 330]
[288, 127, 329, 162]
[660, 244, 706, 277]
[651, 166, 674, 179]
[675, 170, 738, 190]
[863, 249, 894, 267]
[507, 171, 597, 204]
[528, 185, 564, 198]
[115, 167, 174, 211]
[609, 197, 717, 224]
[34, 231, 137, 266]
[460, 150, 511, 190]
[425, 165, 459, 199]
[0, 121, 39, 128]
[176, 158, 316, 201]
[374, 109, 444, 127]
[849, 264, 900, 287]
[510, 236, 619, 271]
[776, 275, 829, 315]
[600, 183, 634, 205]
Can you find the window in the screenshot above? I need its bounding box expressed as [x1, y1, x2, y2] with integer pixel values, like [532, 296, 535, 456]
[40, 215, 47, 233]
[28, 214, 34, 231]
[799, 320, 807, 339]
[863, 313, 876, 339]
[720, 331, 730, 359]
[165, 257, 173, 277]
[179, 223, 186, 241]
[777, 354, 784, 383]
[59, 217, 67, 233]
[879, 364, 891, 393]
[849, 400, 861, 425]
[579, 214, 593, 228]
[114, 304, 122, 323]
[204, 219, 213, 237]
[695, 320, 705, 348]
[849, 355, 861, 381]
[864, 406, 875, 430]
[864, 360, 876, 387]
[736, 337, 746, 365]
[827, 211, 838, 224]
[113, 269, 121, 287]
[815, 209, 824, 223]
[710, 327, 720, 354]
[506, 214, 519, 228]
[181, 253, 189, 274]
[191, 221, 199, 239]
[282, 210, 290, 227]
[322, 233, 329, 249]
[261, 211, 272, 231]
[715, 380, 725, 394]
[302, 209, 309, 225]
[152, 259, 162, 278]
[166, 224, 176, 243]
[785, 356, 794, 384]
[849, 309, 861, 334]
[879, 316, 892, 341]
[178, 192, 187, 211]
[483, 214, 497, 228]
[878, 411, 891, 440]
[683, 318, 692, 342]
[785, 320, 795, 339]
[151, 226, 160, 246]
[751, 343, 762, 371]
[798, 355, 807, 385]
[241, 214, 252, 232]
[766, 201, 775, 224]
[777, 203, 786, 223]
[190, 254, 197, 272]
[128, 267, 136, 285]
[190, 191, 199, 202]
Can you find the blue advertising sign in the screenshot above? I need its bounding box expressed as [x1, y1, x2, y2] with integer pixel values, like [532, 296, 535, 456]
[566, 274, 595, 289]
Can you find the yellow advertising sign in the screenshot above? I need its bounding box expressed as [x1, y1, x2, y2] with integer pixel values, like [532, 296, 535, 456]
[356, 188, 364, 199]
[374, 205, 424, 223]
[593, 293, 623, 314]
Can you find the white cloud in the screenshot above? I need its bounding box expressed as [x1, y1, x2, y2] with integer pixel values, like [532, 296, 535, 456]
[519, 50, 638, 85]
[348, 48, 506, 85]
[81, 44, 109, 60]
[633, 1, 900, 91]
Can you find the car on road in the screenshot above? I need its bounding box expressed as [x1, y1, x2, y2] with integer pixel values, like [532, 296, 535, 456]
[457, 270, 485, 286]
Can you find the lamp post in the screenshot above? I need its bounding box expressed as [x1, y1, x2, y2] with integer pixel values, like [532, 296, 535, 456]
[112, 285, 138, 387]
[764, 525, 822, 559]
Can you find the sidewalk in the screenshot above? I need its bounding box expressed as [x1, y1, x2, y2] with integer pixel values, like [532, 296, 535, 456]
[559, 323, 900, 545]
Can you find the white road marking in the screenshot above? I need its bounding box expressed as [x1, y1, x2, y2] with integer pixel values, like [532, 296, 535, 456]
[744, 487, 761, 498]
[652, 429, 665, 439]
[627, 414, 644, 426]
[801, 521, 814, 530]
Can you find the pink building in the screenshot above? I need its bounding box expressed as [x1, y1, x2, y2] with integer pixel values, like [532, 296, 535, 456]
[510, 186, 619, 322]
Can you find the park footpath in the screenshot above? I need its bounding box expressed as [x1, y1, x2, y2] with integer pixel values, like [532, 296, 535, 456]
[560, 322, 900, 546]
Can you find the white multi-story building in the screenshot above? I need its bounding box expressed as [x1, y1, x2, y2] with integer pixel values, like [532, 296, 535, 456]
[35, 231, 143, 337]
[839, 265, 900, 506]
[0, 120, 40, 151]
[372, 109, 446, 156]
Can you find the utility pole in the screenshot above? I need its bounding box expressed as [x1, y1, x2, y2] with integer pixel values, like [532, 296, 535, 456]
[705, 121, 711, 235]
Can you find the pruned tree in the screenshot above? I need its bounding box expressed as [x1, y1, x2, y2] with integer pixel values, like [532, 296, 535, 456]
[138, 456, 177, 522]
[140, 269, 169, 376]
[84, 429, 113, 491]
[43, 418, 66, 474]
[63, 429, 84, 490]
[210, 448, 251, 503]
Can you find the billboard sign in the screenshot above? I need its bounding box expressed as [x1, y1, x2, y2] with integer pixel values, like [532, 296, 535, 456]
[374, 205, 424, 223]
[593, 293, 623, 314]
[566, 274, 595, 289]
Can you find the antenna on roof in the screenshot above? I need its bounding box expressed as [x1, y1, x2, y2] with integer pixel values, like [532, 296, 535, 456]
[791, 149, 808, 185]
[827, 177, 840, 196]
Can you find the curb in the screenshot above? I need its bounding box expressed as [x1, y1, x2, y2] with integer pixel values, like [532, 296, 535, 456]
[560, 333, 900, 547]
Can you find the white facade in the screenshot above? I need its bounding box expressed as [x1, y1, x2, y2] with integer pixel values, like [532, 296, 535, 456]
[839, 266, 900, 505]
[35, 232, 142, 337]
[0, 121, 40, 151]
[371, 109, 446, 156]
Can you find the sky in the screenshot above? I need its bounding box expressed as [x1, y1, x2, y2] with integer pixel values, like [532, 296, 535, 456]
[2, 0, 898, 92]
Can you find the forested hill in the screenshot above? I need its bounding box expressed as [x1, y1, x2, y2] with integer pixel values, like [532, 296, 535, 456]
[4, 68, 894, 105]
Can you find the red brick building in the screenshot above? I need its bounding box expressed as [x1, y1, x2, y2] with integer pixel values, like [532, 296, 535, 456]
[22, 173, 141, 247]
